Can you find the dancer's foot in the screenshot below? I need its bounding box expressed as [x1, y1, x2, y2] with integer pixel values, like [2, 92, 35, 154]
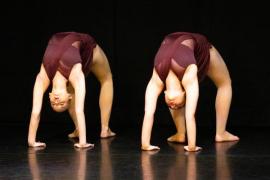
[100, 128, 116, 138]
[215, 131, 239, 142]
[68, 129, 79, 138]
[167, 133, 185, 143]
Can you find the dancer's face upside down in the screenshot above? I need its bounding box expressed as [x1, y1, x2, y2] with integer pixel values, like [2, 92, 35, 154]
[164, 89, 185, 110]
[49, 91, 72, 112]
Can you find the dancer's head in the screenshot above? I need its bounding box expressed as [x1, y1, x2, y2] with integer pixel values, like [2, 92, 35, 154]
[49, 91, 72, 112]
[164, 89, 185, 109]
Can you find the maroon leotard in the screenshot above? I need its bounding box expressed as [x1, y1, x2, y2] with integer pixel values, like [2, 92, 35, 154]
[154, 32, 212, 82]
[42, 32, 97, 81]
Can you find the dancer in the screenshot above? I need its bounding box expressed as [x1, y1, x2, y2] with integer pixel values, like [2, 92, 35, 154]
[141, 32, 239, 151]
[28, 32, 115, 148]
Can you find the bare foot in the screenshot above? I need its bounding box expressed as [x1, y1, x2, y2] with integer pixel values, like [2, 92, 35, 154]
[215, 131, 240, 142]
[184, 146, 202, 152]
[74, 143, 94, 149]
[100, 128, 116, 138]
[141, 145, 160, 151]
[68, 129, 79, 138]
[167, 133, 185, 143]
[28, 142, 46, 148]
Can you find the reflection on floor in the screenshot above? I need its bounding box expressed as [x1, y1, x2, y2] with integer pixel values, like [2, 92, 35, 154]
[0, 124, 269, 179]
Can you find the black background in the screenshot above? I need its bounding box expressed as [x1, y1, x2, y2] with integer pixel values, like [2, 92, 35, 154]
[2, 0, 270, 131]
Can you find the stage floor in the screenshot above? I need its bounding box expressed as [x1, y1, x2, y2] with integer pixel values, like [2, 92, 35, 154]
[0, 124, 269, 179]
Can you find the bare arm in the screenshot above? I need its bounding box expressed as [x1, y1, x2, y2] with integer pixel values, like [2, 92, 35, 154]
[28, 65, 50, 147]
[182, 64, 201, 152]
[69, 63, 92, 148]
[141, 69, 164, 150]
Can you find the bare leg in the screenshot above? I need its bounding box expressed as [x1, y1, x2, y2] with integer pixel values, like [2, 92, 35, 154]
[207, 46, 239, 142]
[67, 85, 79, 138]
[167, 107, 186, 143]
[99, 76, 115, 138]
[68, 109, 79, 138]
[91, 45, 115, 138]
